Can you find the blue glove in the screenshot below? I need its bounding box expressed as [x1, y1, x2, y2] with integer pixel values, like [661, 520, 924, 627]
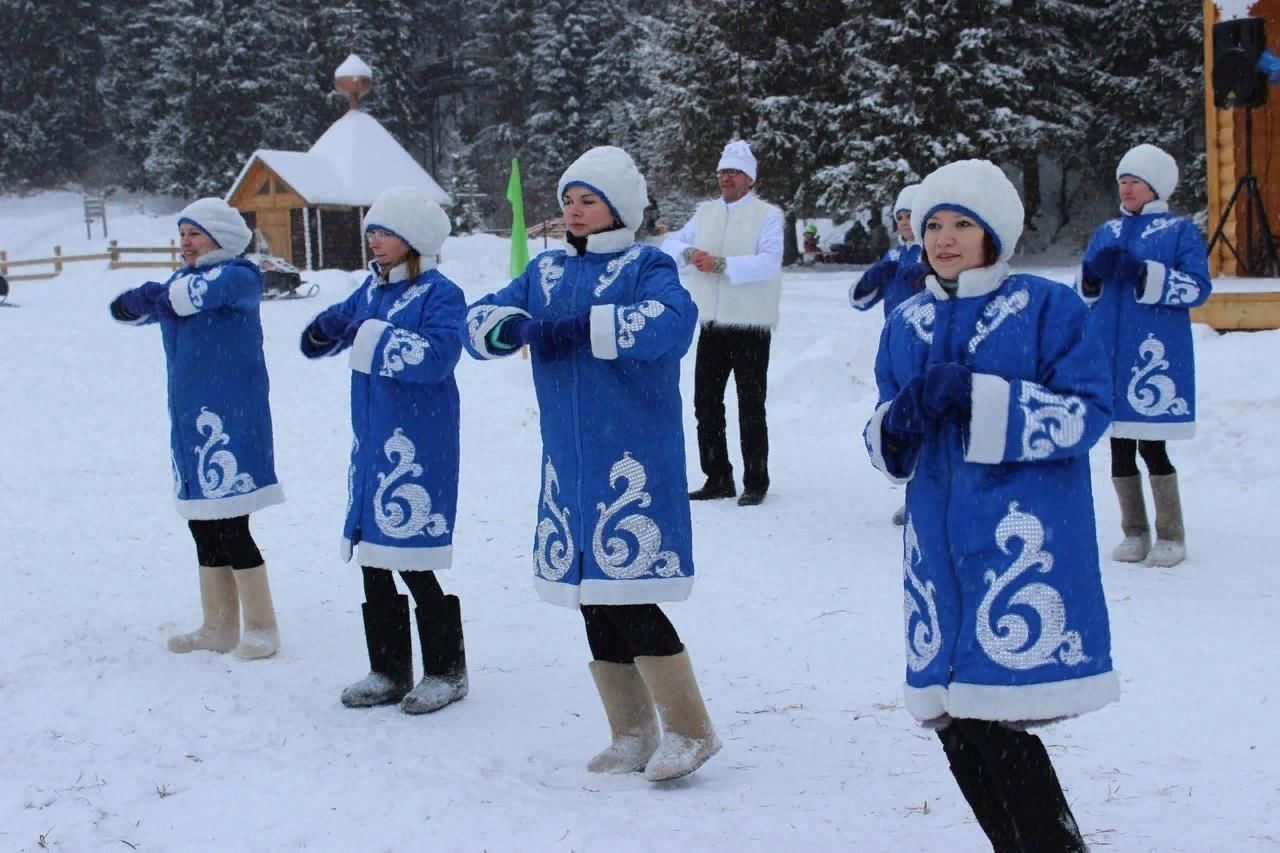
[495, 316, 531, 349]
[884, 376, 927, 437]
[113, 281, 169, 319]
[1091, 246, 1146, 287]
[922, 362, 972, 420]
[312, 310, 358, 344]
[853, 262, 895, 300]
[528, 314, 590, 360]
[897, 261, 927, 287]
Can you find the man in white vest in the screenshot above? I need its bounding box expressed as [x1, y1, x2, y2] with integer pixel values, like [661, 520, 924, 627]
[661, 140, 784, 506]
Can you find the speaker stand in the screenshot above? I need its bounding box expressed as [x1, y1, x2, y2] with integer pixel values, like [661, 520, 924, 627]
[1208, 108, 1280, 277]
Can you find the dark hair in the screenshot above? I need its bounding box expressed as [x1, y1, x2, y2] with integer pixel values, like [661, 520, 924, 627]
[920, 232, 999, 280]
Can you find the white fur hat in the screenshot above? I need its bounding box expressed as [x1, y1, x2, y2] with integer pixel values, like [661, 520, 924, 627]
[1116, 143, 1179, 200]
[363, 187, 451, 257]
[893, 183, 921, 215]
[178, 198, 252, 254]
[717, 139, 758, 182]
[910, 160, 1025, 263]
[557, 145, 649, 232]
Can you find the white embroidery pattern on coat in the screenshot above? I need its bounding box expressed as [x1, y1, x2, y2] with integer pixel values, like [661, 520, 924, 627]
[903, 516, 941, 673]
[1140, 216, 1178, 240]
[617, 301, 665, 350]
[535, 458, 574, 581]
[593, 244, 644, 297]
[1165, 269, 1201, 305]
[902, 300, 935, 344]
[346, 437, 359, 517]
[1019, 384, 1087, 460]
[387, 282, 432, 321]
[1127, 333, 1188, 417]
[194, 407, 256, 498]
[1106, 220, 1122, 238]
[372, 428, 448, 540]
[977, 502, 1087, 670]
[380, 329, 429, 377]
[968, 290, 1029, 354]
[593, 453, 682, 579]
[539, 256, 565, 306]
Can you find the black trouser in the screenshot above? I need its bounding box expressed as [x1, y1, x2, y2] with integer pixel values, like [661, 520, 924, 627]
[1110, 437, 1175, 478]
[361, 565, 445, 611]
[188, 516, 263, 569]
[937, 718, 1086, 853]
[581, 604, 684, 664]
[693, 322, 771, 493]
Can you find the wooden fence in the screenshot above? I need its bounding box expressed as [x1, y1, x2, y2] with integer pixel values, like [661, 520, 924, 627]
[0, 240, 181, 282]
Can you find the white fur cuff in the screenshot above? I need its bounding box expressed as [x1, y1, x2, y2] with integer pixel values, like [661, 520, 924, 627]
[964, 373, 1011, 464]
[1137, 260, 1166, 305]
[348, 319, 391, 374]
[168, 277, 199, 317]
[866, 402, 913, 484]
[590, 304, 618, 360]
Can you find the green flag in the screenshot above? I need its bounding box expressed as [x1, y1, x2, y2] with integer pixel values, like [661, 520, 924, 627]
[507, 158, 528, 277]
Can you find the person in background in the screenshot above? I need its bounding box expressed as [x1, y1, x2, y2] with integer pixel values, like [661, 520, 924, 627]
[1079, 143, 1211, 568]
[850, 183, 925, 526]
[661, 139, 784, 506]
[463, 145, 720, 782]
[109, 197, 283, 660]
[301, 187, 469, 715]
[865, 159, 1118, 851]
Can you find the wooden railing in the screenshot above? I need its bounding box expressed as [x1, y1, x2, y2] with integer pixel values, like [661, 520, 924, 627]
[0, 240, 182, 282]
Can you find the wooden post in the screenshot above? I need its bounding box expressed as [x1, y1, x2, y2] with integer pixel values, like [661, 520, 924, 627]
[54, 245, 63, 274]
[0, 250, 6, 276]
[108, 239, 119, 265]
[316, 208, 324, 270]
[170, 239, 179, 268]
[303, 206, 313, 270]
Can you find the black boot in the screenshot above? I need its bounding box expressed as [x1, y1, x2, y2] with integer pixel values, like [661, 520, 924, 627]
[341, 595, 413, 708]
[938, 723, 1024, 852]
[689, 477, 736, 500]
[953, 718, 1088, 853]
[401, 594, 469, 714]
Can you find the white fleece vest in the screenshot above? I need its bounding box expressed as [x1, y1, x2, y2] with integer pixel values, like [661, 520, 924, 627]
[685, 197, 782, 328]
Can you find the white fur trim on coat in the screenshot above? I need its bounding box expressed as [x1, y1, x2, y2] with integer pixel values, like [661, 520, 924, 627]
[717, 139, 758, 181]
[1137, 261, 1166, 305]
[557, 146, 648, 232]
[534, 575, 695, 608]
[906, 670, 1121, 723]
[344, 539, 453, 571]
[1116, 143, 1179, 201]
[363, 187, 450, 258]
[348, 319, 390, 374]
[178, 198, 252, 255]
[964, 373, 1011, 464]
[912, 160, 1024, 263]
[176, 483, 285, 520]
[866, 401, 914, 484]
[590, 303, 618, 360]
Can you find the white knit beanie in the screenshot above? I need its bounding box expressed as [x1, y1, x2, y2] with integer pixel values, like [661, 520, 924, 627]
[178, 198, 252, 254]
[716, 139, 758, 182]
[363, 187, 451, 257]
[557, 146, 649, 232]
[910, 160, 1025, 263]
[1115, 143, 1179, 200]
[893, 184, 921, 215]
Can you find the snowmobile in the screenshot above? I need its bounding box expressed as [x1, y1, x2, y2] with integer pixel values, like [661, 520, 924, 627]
[246, 253, 319, 300]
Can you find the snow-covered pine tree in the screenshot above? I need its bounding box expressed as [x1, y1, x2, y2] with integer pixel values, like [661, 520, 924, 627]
[1084, 0, 1206, 212]
[0, 0, 106, 188]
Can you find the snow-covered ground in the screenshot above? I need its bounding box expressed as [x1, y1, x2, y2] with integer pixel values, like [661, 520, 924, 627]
[2, 192, 1279, 852]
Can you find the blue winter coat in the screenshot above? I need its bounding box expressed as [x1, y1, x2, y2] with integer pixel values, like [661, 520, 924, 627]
[463, 231, 698, 607]
[110, 250, 283, 520]
[1079, 202, 1211, 439]
[850, 243, 924, 319]
[865, 263, 1120, 724]
[302, 264, 465, 571]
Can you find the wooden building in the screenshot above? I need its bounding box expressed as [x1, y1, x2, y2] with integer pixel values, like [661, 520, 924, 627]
[1198, 0, 1280, 329]
[225, 54, 449, 271]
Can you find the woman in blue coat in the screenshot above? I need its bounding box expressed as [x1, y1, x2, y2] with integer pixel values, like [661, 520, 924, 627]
[849, 183, 925, 319]
[464, 146, 719, 782]
[1080, 144, 1211, 568]
[110, 198, 283, 660]
[866, 160, 1118, 850]
[302, 187, 468, 715]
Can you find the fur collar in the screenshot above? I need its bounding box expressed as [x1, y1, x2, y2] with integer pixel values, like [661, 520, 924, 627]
[925, 261, 1010, 299]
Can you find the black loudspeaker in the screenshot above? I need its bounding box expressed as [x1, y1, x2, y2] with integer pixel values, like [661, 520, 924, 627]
[1213, 18, 1268, 109]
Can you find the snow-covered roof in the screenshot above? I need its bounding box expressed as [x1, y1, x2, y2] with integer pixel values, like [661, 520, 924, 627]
[335, 54, 372, 79]
[225, 110, 450, 207]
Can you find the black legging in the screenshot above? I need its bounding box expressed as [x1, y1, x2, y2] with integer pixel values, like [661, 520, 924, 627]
[362, 565, 445, 610]
[188, 516, 263, 569]
[1110, 437, 1176, 478]
[581, 604, 684, 663]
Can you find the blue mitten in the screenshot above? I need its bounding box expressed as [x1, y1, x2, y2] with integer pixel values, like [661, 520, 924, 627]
[1091, 245, 1145, 286]
[494, 316, 531, 349]
[853, 262, 895, 300]
[312, 309, 353, 343]
[1116, 252, 1147, 292]
[528, 313, 590, 360]
[885, 376, 927, 437]
[114, 281, 168, 319]
[922, 363, 973, 420]
[897, 261, 927, 287]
